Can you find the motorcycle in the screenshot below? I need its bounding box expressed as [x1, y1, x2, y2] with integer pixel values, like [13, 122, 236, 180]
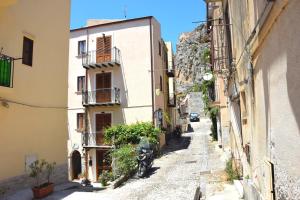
[174, 125, 182, 138]
[136, 138, 154, 178]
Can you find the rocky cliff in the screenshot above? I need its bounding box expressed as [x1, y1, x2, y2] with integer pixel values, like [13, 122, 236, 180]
[175, 24, 210, 94]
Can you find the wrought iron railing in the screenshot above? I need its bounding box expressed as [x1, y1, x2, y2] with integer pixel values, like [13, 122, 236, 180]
[82, 88, 120, 105]
[82, 132, 105, 146]
[82, 47, 120, 66]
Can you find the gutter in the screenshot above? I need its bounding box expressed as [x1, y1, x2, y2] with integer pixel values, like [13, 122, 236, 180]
[149, 17, 155, 124]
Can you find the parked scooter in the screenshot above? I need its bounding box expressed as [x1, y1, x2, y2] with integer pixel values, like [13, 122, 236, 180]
[174, 125, 182, 138]
[136, 138, 154, 178]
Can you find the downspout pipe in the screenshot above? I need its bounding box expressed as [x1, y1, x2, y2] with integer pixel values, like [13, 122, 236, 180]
[84, 28, 89, 179]
[149, 17, 155, 124]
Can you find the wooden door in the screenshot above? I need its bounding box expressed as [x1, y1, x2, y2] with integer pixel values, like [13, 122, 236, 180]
[96, 150, 112, 178]
[95, 113, 111, 145]
[96, 72, 111, 103]
[96, 36, 111, 63]
[71, 151, 82, 179]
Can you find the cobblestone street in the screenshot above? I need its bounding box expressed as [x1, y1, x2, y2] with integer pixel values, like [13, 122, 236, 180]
[3, 118, 240, 200]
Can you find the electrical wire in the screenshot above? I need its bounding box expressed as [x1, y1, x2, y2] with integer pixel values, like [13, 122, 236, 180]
[0, 97, 67, 109]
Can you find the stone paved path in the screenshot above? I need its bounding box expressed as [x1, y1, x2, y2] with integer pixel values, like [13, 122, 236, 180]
[2, 118, 240, 200]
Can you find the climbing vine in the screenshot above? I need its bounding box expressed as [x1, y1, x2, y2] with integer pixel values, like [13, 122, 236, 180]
[200, 78, 219, 141]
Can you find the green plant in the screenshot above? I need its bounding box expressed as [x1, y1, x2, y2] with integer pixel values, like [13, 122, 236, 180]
[199, 76, 220, 141]
[245, 175, 250, 179]
[104, 122, 160, 147]
[202, 48, 211, 64]
[28, 159, 47, 187]
[225, 158, 240, 182]
[98, 171, 114, 186]
[163, 112, 171, 126]
[45, 162, 56, 183]
[111, 144, 137, 177]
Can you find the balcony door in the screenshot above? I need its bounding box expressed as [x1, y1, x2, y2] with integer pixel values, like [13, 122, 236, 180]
[96, 72, 111, 103]
[96, 35, 111, 63]
[95, 113, 111, 145]
[96, 149, 111, 179]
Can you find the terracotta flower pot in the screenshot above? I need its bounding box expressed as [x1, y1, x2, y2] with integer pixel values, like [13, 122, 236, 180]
[32, 182, 54, 199]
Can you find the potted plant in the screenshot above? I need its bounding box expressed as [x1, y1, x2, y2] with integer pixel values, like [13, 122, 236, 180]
[29, 159, 56, 199]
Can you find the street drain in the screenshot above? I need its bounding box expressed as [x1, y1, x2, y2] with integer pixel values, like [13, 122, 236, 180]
[200, 170, 211, 175]
[185, 160, 197, 164]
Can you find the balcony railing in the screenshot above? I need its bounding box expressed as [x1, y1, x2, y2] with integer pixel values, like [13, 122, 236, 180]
[82, 88, 120, 106]
[82, 47, 121, 69]
[168, 93, 176, 107]
[82, 132, 110, 147]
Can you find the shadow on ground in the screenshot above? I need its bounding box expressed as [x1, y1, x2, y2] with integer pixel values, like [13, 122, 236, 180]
[163, 135, 191, 156]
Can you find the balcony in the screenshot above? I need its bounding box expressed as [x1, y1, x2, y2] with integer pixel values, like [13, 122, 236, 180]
[82, 88, 121, 106]
[82, 132, 111, 148]
[82, 47, 121, 69]
[168, 93, 176, 107]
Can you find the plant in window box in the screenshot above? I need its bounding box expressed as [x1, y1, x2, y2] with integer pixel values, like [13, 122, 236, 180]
[29, 159, 56, 199]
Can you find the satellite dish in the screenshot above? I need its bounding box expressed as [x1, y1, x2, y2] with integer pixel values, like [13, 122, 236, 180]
[203, 73, 213, 81]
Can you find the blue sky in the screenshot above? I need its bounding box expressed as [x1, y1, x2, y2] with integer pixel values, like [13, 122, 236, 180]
[70, 0, 206, 52]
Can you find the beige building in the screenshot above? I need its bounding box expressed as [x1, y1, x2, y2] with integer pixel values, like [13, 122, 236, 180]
[207, 0, 300, 199]
[0, 0, 70, 192]
[68, 16, 175, 182]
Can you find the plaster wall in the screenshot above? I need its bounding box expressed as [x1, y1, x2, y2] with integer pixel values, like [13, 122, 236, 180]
[0, 0, 69, 186]
[253, 1, 300, 198]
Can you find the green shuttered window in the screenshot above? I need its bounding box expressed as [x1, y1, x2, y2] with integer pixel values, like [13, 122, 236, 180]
[0, 56, 12, 87]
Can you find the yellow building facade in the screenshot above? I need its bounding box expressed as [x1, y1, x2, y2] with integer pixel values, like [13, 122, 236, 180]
[0, 0, 70, 192]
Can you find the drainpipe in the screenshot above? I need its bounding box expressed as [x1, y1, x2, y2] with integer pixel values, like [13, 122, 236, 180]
[149, 17, 155, 124]
[84, 28, 90, 179]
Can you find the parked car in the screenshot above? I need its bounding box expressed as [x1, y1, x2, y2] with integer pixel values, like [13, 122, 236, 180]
[189, 113, 200, 122]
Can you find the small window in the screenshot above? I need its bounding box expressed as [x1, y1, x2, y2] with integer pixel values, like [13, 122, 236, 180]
[158, 41, 161, 56]
[78, 40, 86, 56]
[77, 76, 85, 92]
[22, 37, 34, 66]
[160, 76, 163, 91]
[0, 55, 13, 87]
[77, 113, 85, 131]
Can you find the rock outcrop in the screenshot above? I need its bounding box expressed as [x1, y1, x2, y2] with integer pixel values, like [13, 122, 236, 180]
[175, 24, 210, 94]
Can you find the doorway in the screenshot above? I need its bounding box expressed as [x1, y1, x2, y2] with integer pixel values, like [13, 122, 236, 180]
[71, 150, 82, 179]
[95, 72, 112, 103]
[96, 149, 112, 178]
[95, 113, 112, 145]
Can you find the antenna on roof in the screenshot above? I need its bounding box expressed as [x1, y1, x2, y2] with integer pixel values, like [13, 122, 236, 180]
[124, 5, 127, 19]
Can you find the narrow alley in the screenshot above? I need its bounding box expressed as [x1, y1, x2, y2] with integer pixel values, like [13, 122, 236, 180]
[2, 118, 240, 200]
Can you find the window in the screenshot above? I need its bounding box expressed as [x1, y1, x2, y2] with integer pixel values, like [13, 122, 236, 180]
[77, 113, 85, 131]
[22, 37, 34, 66]
[158, 41, 161, 56]
[0, 55, 13, 87]
[78, 40, 86, 56]
[77, 76, 85, 92]
[160, 76, 163, 91]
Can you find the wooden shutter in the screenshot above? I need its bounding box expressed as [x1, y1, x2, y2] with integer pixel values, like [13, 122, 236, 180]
[0, 57, 12, 87]
[96, 72, 111, 103]
[95, 113, 111, 145]
[22, 37, 33, 66]
[77, 76, 85, 91]
[96, 36, 111, 63]
[77, 113, 84, 131]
